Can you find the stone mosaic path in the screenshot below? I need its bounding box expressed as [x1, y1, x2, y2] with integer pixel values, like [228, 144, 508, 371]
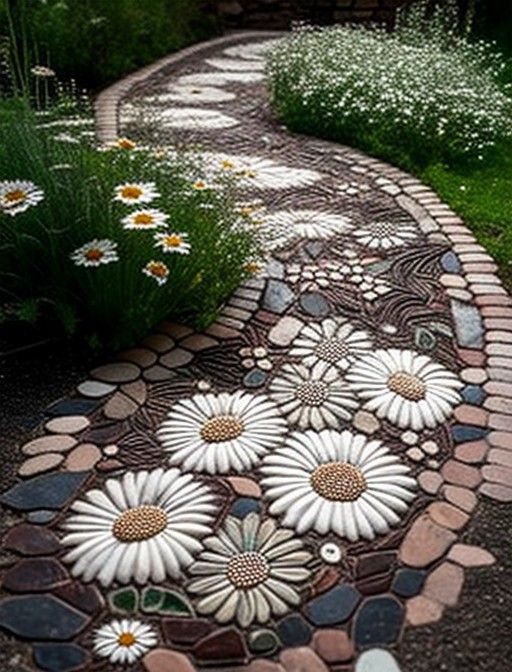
[2, 31, 512, 672]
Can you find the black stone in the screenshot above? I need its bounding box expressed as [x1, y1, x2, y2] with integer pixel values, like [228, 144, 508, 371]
[0, 595, 88, 639]
[462, 385, 486, 406]
[230, 497, 261, 518]
[277, 614, 312, 646]
[392, 569, 427, 597]
[354, 596, 404, 646]
[193, 627, 247, 663]
[4, 523, 61, 556]
[305, 585, 361, 626]
[452, 424, 488, 443]
[243, 369, 267, 388]
[45, 398, 100, 417]
[33, 643, 89, 672]
[262, 280, 295, 314]
[0, 472, 89, 511]
[299, 292, 330, 317]
[355, 551, 396, 579]
[3, 558, 69, 592]
[441, 251, 461, 273]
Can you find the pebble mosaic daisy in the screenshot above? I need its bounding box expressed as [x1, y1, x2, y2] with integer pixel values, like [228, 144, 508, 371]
[261, 209, 353, 250]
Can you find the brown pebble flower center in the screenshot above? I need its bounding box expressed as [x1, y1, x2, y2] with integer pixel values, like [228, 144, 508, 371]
[296, 381, 329, 406]
[315, 338, 350, 363]
[5, 189, 27, 203]
[369, 221, 396, 237]
[112, 505, 168, 542]
[200, 415, 245, 443]
[311, 461, 367, 501]
[387, 371, 426, 401]
[227, 552, 270, 588]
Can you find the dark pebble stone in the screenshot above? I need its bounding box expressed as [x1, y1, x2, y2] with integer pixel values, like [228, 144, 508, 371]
[4, 524, 61, 556]
[356, 571, 394, 596]
[193, 627, 247, 663]
[54, 581, 105, 615]
[441, 251, 461, 273]
[163, 617, 214, 645]
[27, 510, 58, 524]
[3, 558, 69, 592]
[355, 551, 396, 579]
[304, 241, 324, 259]
[462, 385, 486, 406]
[452, 424, 488, 443]
[0, 595, 88, 639]
[249, 628, 280, 655]
[45, 398, 100, 417]
[243, 369, 267, 388]
[262, 280, 295, 315]
[33, 643, 89, 672]
[230, 497, 261, 518]
[81, 421, 130, 445]
[305, 585, 361, 626]
[277, 614, 312, 646]
[354, 596, 404, 647]
[391, 568, 427, 597]
[0, 471, 89, 511]
[299, 292, 330, 317]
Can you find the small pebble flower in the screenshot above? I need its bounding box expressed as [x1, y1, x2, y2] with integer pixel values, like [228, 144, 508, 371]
[0, 180, 44, 216]
[30, 65, 56, 77]
[240, 346, 272, 371]
[71, 239, 119, 267]
[143, 260, 169, 285]
[154, 232, 191, 254]
[122, 208, 168, 230]
[93, 619, 157, 664]
[114, 182, 160, 205]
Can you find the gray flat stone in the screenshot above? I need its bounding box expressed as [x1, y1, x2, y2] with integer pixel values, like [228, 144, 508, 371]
[451, 299, 484, 348]
[262, 280, 295, 314]
[355, 648, 402, 672]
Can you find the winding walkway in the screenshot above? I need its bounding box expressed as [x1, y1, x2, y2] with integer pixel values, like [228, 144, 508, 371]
[1, 32, 512, 672]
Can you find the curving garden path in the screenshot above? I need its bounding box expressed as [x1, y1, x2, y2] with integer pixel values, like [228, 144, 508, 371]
[1, 32, 512, 672]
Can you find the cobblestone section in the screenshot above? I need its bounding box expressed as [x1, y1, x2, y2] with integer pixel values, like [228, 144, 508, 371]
[1, 33, 511, 672]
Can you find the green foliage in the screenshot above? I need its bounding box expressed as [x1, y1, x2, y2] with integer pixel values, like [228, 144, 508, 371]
[0, 105, 261, 351]
[0, 0, 218, 92]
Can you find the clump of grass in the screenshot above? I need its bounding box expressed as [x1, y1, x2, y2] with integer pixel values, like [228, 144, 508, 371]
[0, 105, 262, 351]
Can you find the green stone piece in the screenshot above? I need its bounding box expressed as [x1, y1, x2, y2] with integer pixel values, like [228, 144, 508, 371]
[415, 326, 437, 351]
[141, 587, 165, 612]
[109, 587, 139, 614]
[248, 628, 280, 655]
[157, 590, 194, 616]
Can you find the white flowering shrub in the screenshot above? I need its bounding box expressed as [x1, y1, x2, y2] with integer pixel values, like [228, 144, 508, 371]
[266, 14, 512, 164]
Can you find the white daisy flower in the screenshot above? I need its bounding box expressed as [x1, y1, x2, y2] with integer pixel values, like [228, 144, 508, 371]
[154, 232, 191, 255]
[346, 349, 463, 431]
[61, 468, 217, 586]
[121, 208, 169, 230]
[200, 152, 322, 190]
[177, 71, 265, 86]
[159, 107, 240, 130]
[70, 239, 119, 267]
[223, 39, 282, 60]
[289, 318, 373, 369]
[93, 619, 157, 664]
[0, 180, 44, 216]
[157, 391, 286, 475]
[53, 132, 80, 144]
[260, 209, 353, 249]
[268, 362, 359, 430]
[188, 513, 312, 627]
[205, 57, 265, 72]
[261, 429, 417, 540]
[31, 65, 55, 77]
[157, 85, 236, 104]
[351, 220, 418, 250]
[142, 260, 169, 285]
[113, 182, 160, 205]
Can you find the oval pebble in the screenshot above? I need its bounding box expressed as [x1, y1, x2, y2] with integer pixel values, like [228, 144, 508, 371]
[356, 648, 402, 672]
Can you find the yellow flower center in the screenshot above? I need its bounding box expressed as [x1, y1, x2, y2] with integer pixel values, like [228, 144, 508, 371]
[244, 262, 261, 275]
[5, 189, 27, 203]
[118, 632, 137, 647]
[164, 234, 182, 247]
[112, 504, 168, 542]
[84, 248, 104, 262]
[310, 461, 367, 501]
[117, 138, 136, 150]
[387, 372, 426, 401]
[221, 159, 235, 170]
[193, 180, 206, 190]
[200, 415, 245, 443]
[134, 213, 154, 225]
[147, 262, 168, 278]
[241, 170, 257, 178]
[121, 186, 143, 200]
[227, 552, 270, 588]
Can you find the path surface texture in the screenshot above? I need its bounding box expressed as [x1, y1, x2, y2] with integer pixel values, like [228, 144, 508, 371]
[2, 32, 512, 672]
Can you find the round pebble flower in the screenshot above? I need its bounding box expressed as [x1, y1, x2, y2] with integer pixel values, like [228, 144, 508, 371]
[346, 349, 463, 430]
[61, 468, 217, 586]
[188, 513, 312, 627]
[93, 619, 157, 664]
[351, 220, 418, 250]
[113, 182, 160, 205]
[159, 107, 240, 129]
[154, 231, 191, 254]
[143, 260, 169, 285]
[70, 239, 118, 267]
[261, 209, 353, 249]
[157, 391, 286, 475]
[261, 429, 417, 540]
[268, 362, 358, 429]
[289, 317, 373, 369]
[122, 208, 169, 230]
[0, 180, 44, 216]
